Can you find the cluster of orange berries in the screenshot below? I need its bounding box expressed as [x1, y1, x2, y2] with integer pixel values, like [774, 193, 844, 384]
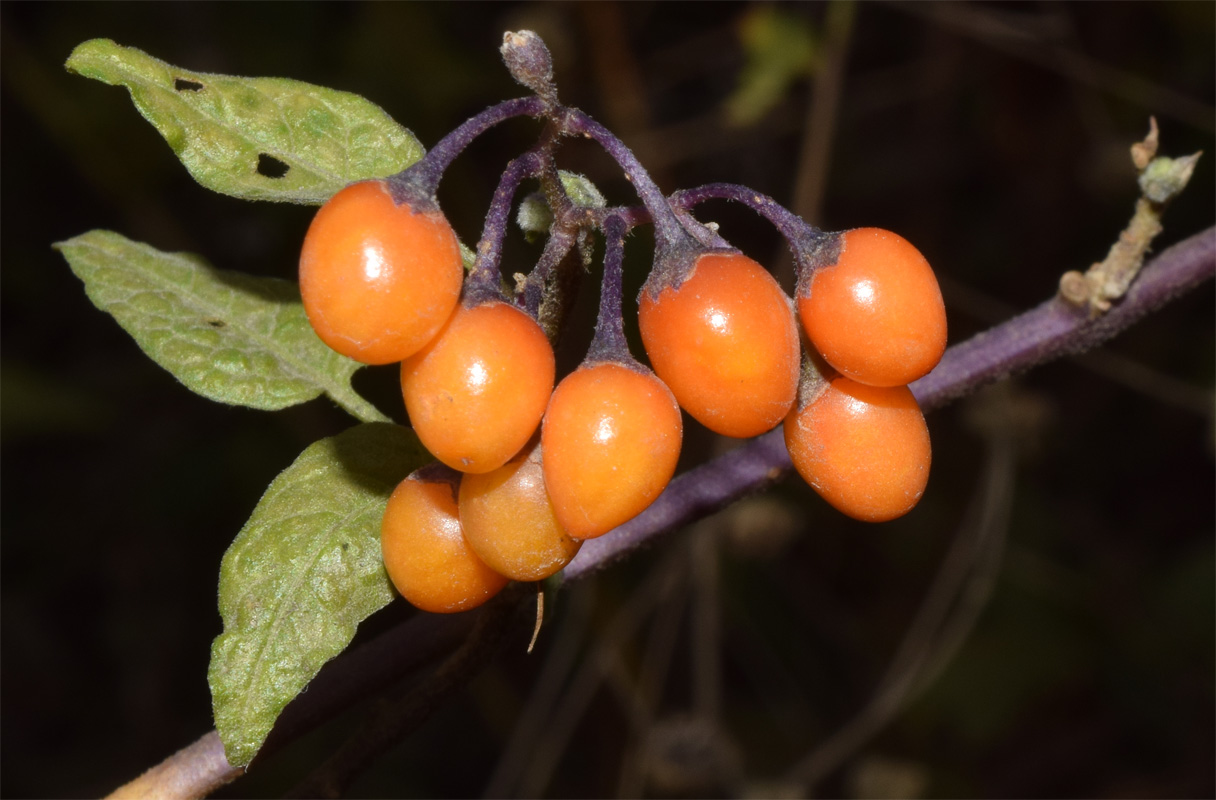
[299, 174, 946, 614]
[300, 180, 681, 613]
[637, 224, 946, 525]
[786, 227, 946, 522]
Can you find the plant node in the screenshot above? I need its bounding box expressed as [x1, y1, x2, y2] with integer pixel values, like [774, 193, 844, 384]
[1060, 118, 1203, 316]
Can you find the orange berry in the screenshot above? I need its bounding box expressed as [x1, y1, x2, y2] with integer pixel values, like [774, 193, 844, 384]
[401, 300, 555, 474]
[299, 180, 463, 365]
[380, 466, 508, 613]
[783, 378, 930, 522]
[799, 228, 946, 387]
[638, 252, 799, 438]
[542, 360, 682, 539]
[458, 440, 582, 581]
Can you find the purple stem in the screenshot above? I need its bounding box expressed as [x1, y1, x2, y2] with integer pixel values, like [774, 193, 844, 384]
[387, 96, 546, 208]
[586, 213, 630, 363]
[672, 183, 819, 246]
[911, 226, 1215, 412]
[671, 183, 841, 277]
[465, 150, 545, 302]
[558, 108, 695, 261]
[523, 226, 577, 318]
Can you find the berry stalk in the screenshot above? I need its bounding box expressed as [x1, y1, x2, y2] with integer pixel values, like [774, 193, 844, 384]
[387, 96, 546, 210]
[465, 150, 546, 303]
[558, 108, 706, 267]
[586, 213, 631, 363]
[672, 182, 842, 272]
[522, 225, 577, 319]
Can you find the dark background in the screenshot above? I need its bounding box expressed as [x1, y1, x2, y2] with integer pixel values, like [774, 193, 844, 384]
[2, 2, 1213, 797]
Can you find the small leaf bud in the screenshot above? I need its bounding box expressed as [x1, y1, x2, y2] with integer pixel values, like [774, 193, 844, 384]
[501, 30, 558, 106]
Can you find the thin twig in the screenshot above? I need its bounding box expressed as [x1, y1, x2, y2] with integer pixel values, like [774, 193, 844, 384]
[105, 731, 241, 800]
[912, 227, 1214, 412]
[939, 273, 1214, 416]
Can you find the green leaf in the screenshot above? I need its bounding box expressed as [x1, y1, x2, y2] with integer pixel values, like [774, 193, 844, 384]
[558, 170, 607, 210]
[209, 422, 427, 767]
[516, 171, 606, 240]
[65, 39, 424, 204]
[55, 230, 386, 421]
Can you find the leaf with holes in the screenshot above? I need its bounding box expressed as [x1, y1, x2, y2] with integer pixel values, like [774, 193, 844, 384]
[54, 230, 386, 420]
[65, 39, 424, 204]
[209, 422, 427, 767]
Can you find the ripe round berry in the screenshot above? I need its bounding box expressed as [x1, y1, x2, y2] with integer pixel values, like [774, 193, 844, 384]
[783, 377, 931, 523]
[638, 252, 799, 438]
[299, 180, 463, 365]
[401, 300, 555, 474]
[458, 440, 582, 581]
[380, 466, 508, 613]
[542, 360, 682, 539]
[799, 228, 946, 387]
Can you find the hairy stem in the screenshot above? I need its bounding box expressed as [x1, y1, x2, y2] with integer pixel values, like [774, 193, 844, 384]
[328, 386, 392, 425]
[558, 108, 697, 263]
[464, 150, 544, 303]
[523, 225, 577, 325]
[913, 226, 1213, 412]
[672, 182, 825, 254]
[387, 96, 546, 207]
[670, 183, 841, 289]
[105, 731, 240, 800]
[586, 213, 630, 363]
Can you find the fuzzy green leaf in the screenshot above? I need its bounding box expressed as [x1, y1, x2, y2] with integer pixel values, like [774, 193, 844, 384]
[516, 170, 606, 240]
[557, 170, 607, 210]
[65, 38, 423, 204]
[209, 422, 426, 767]
[54, 230, 386, 421]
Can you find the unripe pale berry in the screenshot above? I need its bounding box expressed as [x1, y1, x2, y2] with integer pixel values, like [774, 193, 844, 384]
[299, 180, 463, 365]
